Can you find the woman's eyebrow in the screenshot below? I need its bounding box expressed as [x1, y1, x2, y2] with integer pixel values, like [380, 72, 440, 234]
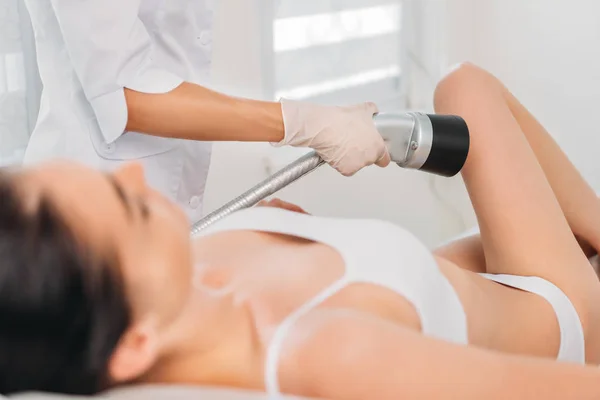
[105, 174, 132, 219]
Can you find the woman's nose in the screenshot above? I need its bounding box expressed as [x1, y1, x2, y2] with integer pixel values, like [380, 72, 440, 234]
[113, 162, 147, 193]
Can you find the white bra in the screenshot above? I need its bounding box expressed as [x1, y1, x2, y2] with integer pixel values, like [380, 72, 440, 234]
[198, 207, 585, 396]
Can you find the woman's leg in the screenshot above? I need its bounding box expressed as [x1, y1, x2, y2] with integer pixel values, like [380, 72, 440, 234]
[434, 64, 600, 272]
[432, 63, 600, 331]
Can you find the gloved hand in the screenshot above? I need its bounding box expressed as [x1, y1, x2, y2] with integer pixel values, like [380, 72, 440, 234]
[273, 99, 391, 176]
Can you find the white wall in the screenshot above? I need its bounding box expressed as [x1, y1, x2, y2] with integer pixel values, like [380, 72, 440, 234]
[203, 0, 600, 247]
[447, 0, 600, 187]
[202, 0, 272, 221]
[441, 0, 600, 231]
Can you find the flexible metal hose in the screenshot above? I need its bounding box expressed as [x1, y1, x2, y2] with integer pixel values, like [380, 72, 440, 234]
[190, 112, 470, 235]
[190, 151, 324, 236]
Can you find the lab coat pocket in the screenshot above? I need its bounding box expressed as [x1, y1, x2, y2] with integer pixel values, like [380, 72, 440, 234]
[88, 119, 178, 160]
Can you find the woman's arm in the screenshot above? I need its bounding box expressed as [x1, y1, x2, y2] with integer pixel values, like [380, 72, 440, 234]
[125, 84, 391, 176]
[256, 198, 310, 214]
[284, 310, 600, 400]
[49, 0, 389, 177]
[51, 0, 283, 143]
[125, 83, 285, 142]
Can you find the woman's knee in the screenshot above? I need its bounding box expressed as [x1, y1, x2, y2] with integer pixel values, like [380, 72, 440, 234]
[433, 62, 503, 114]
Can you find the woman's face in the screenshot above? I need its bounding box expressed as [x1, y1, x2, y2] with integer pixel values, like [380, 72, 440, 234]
[18, 160, 193, 327]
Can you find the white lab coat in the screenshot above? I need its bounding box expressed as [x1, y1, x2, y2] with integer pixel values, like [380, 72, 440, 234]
[23, 0, 217, 223]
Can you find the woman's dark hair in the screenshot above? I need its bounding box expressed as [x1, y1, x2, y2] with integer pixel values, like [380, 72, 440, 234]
[0, 174, 131, 395]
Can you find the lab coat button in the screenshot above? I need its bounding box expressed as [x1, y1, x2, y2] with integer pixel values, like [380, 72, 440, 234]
[104, 142, 116, 154]
[199, 31, 212, 46]
[189, 196, 201, 209]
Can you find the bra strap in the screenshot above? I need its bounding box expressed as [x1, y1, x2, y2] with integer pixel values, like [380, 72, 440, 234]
[264, 277, 350, 396]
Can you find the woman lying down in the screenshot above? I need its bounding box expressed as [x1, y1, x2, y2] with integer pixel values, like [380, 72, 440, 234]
[4, 63, 600, 399]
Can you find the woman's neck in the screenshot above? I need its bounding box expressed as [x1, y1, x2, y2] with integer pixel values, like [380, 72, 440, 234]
[138, 287, 265, 389]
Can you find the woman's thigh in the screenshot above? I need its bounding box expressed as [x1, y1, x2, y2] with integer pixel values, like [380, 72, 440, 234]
[433, 63, 600, 334]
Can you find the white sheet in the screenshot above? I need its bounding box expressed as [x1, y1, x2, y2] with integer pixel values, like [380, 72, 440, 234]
[12, 385, 315, 399]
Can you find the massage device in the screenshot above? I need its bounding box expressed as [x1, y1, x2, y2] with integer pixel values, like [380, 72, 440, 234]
[190, 112, 470, 235]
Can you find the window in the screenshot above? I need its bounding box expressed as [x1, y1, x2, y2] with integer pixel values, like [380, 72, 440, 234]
[269, 0, 406, 112]
[0, 0, 40, 166]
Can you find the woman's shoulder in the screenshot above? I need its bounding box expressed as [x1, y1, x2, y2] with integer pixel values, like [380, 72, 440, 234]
[272, 307, 404, 397]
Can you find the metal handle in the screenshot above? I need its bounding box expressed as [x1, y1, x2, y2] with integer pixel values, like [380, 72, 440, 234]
[190, 151, 325, 236]
[189, 111, 470, 235]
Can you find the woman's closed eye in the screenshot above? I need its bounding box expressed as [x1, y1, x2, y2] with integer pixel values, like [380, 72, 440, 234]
[137, 198, 150, 220]
[106, 174, 150, 221]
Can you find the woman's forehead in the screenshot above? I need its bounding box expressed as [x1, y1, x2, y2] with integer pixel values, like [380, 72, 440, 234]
[23, 162, 128, 253]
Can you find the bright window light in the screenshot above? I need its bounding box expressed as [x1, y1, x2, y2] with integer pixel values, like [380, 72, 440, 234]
[275, 65, 400, 100]
[3, 53, 24, 92]
[274, 4, 401, 53]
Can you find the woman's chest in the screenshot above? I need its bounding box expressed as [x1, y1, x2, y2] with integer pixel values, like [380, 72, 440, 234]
[195, 231, 422, 344]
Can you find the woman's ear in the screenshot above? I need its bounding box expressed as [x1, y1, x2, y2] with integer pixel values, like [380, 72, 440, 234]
[107, 315, 161, 383]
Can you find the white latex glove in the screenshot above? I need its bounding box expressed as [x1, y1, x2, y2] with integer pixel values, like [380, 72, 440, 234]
[273, 99, 391, 176]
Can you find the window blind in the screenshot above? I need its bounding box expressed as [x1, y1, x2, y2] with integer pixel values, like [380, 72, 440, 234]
[271, 0, 404, 111]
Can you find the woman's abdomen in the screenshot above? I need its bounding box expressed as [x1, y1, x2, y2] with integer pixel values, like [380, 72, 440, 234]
[436, 257, 562, 359]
